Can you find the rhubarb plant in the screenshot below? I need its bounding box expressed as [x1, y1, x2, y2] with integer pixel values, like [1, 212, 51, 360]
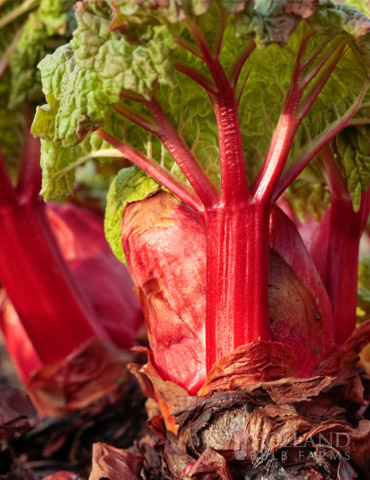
[33, 0, 370, 387]
[0, 0, 143, 391]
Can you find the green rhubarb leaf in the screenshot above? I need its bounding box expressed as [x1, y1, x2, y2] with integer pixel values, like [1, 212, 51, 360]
[8, 23, 48, 107]
[336, 126, 370, 211]
[111, 0, 190, 23]
[36, 0, 177, 147]
[38, 0, 73, 33]
[37, 131, 122, 200]
[37, 43, 121, 148]
[71, 0, 176, 117]
[32, 92, 124, 199]
[105, 167, 160, 264]
[33, 0, 221, 196]
[34, 0, 370, 204]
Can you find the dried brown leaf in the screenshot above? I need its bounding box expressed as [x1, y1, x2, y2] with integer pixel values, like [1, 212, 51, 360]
[26, 338, 132, 416]
[199, 340, 297, 396]
[89, 443, 142, 480]
[129, 349, 189, 434]
[185, 448, 232, 480]
[317, 321, 370, 376]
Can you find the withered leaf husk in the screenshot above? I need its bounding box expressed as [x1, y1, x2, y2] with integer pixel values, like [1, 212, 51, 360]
[199, 340, 297, 396]
[185, 448, 233, 479]
[125, 322, 370, 479]
[26, 338, 133, 416]
[88, 443, 142, 480]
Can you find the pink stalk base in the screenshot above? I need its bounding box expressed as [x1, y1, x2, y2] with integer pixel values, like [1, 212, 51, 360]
[205, 203, 271, 370]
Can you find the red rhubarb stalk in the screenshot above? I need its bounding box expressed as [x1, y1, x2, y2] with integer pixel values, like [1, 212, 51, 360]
[205, 203, 271, 368]
[0, 290, 42, 383]
[287, 144, 370, 345]
[206, 80, 272, 368]
[0, 141, 108, 364]
[184, 20, 273, 369]
[0, 200, 109, 362]
[321, 146, 370, 344]
[96, 129, 204, 214]
[326, 194, 370, 344]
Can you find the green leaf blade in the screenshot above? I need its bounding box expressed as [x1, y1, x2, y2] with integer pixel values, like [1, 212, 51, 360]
[104, 167, 160, 264]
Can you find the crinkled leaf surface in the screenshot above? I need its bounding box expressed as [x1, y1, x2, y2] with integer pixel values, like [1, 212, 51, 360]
[37, 0, 176, 145]
[33, 0, 370, 202]
[32, 95, 124, 199]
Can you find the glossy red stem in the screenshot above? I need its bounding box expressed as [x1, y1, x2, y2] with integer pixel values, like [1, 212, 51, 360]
[317, 146, 370, 345]
[203, 40, 303, 366]
[196, 31, 272, 369]
[0, 144, 107, 365]
[204, 203, 271, 370]
[326, 194, 370, 345]
[0, 198, 109, 363]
